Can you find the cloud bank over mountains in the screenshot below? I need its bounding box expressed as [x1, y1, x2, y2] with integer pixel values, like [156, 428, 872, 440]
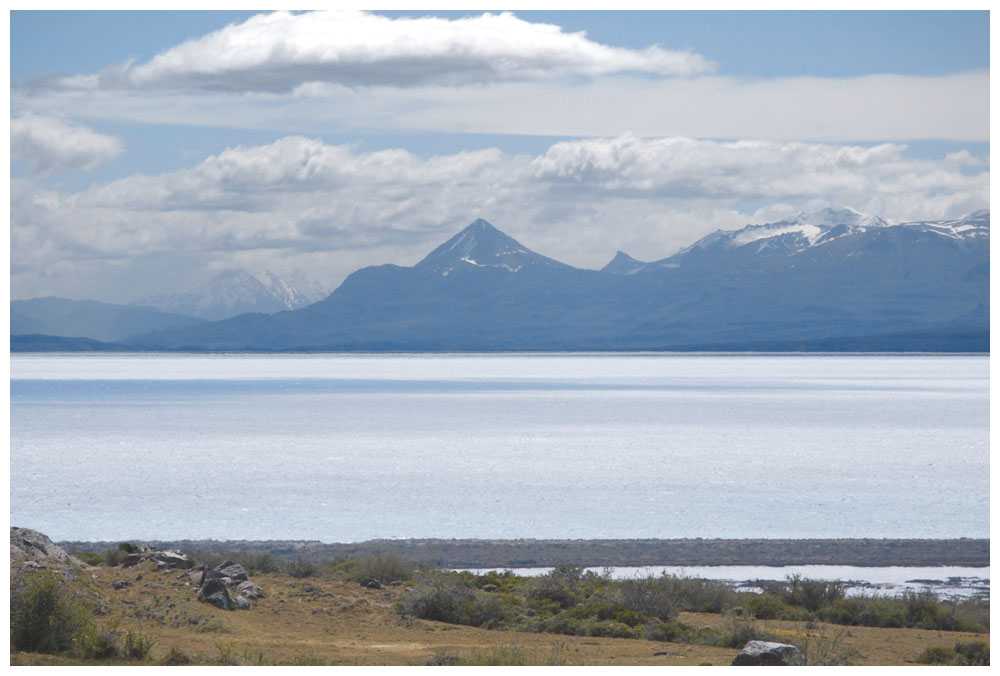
[9, 10, 989, 304]
[12, 132, 988, 303]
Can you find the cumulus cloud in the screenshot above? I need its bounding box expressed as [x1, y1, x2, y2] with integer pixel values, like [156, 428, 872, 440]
[530, 134, 987, 206]
[11, 135, 988, 303]
[52, 10, 713, 93]
[10, 114, 123, 175]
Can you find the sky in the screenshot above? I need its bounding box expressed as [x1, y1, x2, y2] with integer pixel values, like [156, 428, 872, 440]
[9, 9, 991, 303]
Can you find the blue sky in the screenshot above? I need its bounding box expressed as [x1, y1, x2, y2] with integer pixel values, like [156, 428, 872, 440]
[9, 9, 990, 303]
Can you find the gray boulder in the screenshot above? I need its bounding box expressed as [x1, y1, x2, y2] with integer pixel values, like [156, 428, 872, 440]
[198, 578, 234, 611]
[213, 560, 250, 583]
[234, 595, 252, 610]
[237, 581, 264, 600]
[732, 640, 806, 666]
[120, 548, 193, 570]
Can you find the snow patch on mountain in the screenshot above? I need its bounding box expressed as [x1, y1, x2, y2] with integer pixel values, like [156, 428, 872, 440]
[134, 269, 324, 321]
[418, 218, 569, 274]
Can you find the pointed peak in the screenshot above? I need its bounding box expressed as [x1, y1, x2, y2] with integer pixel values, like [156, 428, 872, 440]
[601, 250, 647, 275]
[466, 218, 497, 231]
[416, 219, 568, 273]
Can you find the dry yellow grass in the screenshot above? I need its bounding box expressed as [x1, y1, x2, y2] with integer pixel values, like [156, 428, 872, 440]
[10, 559, 990, 666]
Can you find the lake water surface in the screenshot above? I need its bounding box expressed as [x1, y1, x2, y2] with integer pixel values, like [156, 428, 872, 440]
[10, 354, 989, 544]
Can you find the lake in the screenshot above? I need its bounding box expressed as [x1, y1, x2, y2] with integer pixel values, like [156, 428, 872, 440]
[9, 353, 989, 544]
[453, 565, 991, 601]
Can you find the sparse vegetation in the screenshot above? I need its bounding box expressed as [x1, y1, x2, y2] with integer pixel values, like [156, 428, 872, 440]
[915, 640, 989, 666]
[348, 549, 415, 584]
[10, 569, 92, 654]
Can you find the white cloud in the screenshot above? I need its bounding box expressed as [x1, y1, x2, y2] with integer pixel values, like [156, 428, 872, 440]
[53, 10, 713, 93]
[530, 135, 988, 207]
[11, 135, 988, 303]
[18, 69, 987, 144]
[10, 114, 123, 175]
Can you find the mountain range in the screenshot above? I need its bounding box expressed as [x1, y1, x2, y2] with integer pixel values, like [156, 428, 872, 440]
[87, 208, 987, 353]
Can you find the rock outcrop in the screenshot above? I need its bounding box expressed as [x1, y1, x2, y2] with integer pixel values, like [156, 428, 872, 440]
[195, 560, 262, 610]
[120, 546, 193, 570]
[732, 640, 806, 666]
[10, 527, 86, 566]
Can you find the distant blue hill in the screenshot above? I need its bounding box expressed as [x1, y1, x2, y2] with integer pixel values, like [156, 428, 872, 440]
[114, 210, 988, 353]
[11, 297, 205, 343]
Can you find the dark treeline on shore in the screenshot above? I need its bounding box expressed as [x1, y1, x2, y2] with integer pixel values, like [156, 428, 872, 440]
[58, 538, 989, 568]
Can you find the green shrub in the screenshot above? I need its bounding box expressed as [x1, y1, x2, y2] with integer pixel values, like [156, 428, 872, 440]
[394, 572, 511, 628]
[117, 542, 139, 554]
[645, 619, 695, 643]
[818, 591, 985, 632]
[915, 645, 957, 665]
[244, 552, 281, 575]
[350, 549, 414, 584]
[916, 641, 990, 666]
[525, 565, 586, 609]
[101, 548, 126, 567]
[10, 569, 92, 654]
[160, 646, 192, 665]
[123, 629, 155, 660]
[74, 623, 120, 659]
[954, 641, 990, 666]
[745, 594, 811, 621]
[72, 551, 104, 566]
[284, 557, 318, 579]
[712, 615, 780, 649]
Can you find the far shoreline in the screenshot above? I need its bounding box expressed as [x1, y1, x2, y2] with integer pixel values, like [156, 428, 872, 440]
[55, 537, 990, 569]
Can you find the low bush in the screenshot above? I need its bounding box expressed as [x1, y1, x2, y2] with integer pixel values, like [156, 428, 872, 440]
[394, 572, 512, 628]
[915, 641, 989, 666]
[710, 615, 781, 649]
[645, 619, 695, 643]
[284, 557, 318, 579]
[74, 623, 120, 659]
[349, 549, 414, 584]
[745, 593, 811, 621]
[160, 646, 192, 665]
[123, 630, 155, 660]
[72, 551, 104, 566]
[11, 569, 92, 654]
[244, 552, 281, 575]
[818, 591, 986, 632]
[101, 548, 126, 567]
[524, 565, 587, 609]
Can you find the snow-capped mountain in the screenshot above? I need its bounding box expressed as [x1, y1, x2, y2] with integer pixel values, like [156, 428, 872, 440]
[134, 270, 324, 321]
[114, 212, 988, 352]
[678, 206, 889, 255]
[603, 208, 987, 276]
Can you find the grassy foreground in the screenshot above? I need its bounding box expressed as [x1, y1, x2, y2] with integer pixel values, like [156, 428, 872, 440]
[10, 556, 990, 666]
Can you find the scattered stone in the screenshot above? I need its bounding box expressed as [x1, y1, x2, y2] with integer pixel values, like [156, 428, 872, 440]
[302, 585, 318, 593]
[111, 580, 132, 590]
[361, 578, 383, 589]
[732, 641, 806, 666]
